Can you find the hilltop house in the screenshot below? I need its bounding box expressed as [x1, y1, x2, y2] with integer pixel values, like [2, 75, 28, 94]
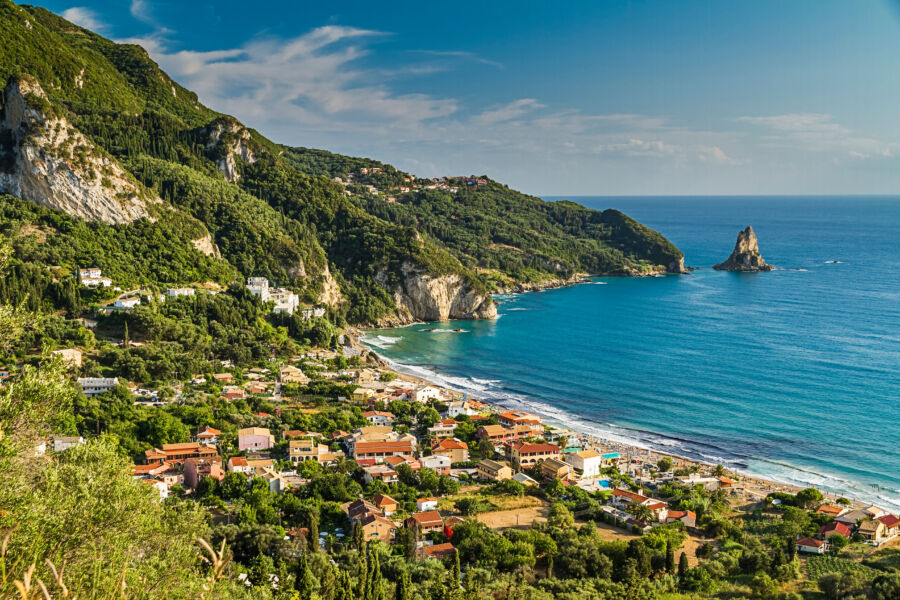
[238, 427, 275, 451]
[797, 538, 826, 554]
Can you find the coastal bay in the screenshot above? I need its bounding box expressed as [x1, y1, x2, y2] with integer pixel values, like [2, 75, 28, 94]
[364, 196, 900, 511]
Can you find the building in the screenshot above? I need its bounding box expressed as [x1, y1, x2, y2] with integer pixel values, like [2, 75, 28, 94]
[78, 268, 112, 287]
[816, 505, 847, 518]
[77, 377, 119, 397]
[52, 436, 84, 452]
[362, 410, 395, 426]
[269, 288, 300, 315]
[246, 277, 270, 302]
[818, 522, 852, 540]
[477, 459, 513, 481]
[227, 456, 253, 474]
[414, 386, 442, 404]
[352, 440, 416, 463]
[362, 464, 399, 484]
[50, 348, 82, 368]
[797, 537, 826, 554]
[507, 441, 560, 468]
[417, 497, 439, 512]
[196, 426, 221, 444]
[421, 455, 451, 475]
[565, 449, 604, 479]
[611, 489, 669, 521]
[476, 424, 532, 444]
[407, 511, 444, 535]
[877, 514, 900, 537]
[348, 499, 381, 522]
[145, 442, 217, 466]
[665, 510, 697, 528]
[835, 509, 870, 528]
[166, 287, 195, 298]
[540, 457, 572, 481]
[431, 438, 469, 463]
[428, 418, 458, 439]
[372, 493, 399, 516]
[280, 365, 309, 384]
[360, 513, 397, 543]
[424, 542, 456, 560]
[238, 427, 275, 451]
[351, 388, 375, 404]
[113, 297, 141, 310]
[498, 410, 542, 428]
[288, 438, 340, 464]
[858, 519, 885, 542]
[183, 457, 224, 490]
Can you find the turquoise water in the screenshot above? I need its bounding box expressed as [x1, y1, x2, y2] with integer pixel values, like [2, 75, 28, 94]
[364, 197, 900, 510]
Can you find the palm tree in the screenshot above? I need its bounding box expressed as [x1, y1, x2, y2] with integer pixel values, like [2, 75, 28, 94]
[627, 503, 655, 525]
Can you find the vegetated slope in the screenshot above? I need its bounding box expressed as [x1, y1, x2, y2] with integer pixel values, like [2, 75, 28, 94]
[0, 0, 682, 327]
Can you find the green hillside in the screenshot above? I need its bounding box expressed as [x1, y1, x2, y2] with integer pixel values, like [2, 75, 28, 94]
[0, 0, 683, 329]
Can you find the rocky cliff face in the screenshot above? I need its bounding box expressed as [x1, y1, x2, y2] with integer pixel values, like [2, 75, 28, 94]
[205, 117, 257, 183]
[0, 76, 153, 224]
[317, 264, 344, 309]
[376, 263, 497, 325]
[714, 226, 774, 271]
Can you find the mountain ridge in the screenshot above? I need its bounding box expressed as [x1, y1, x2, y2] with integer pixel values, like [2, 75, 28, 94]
[0, 0, 684, 326]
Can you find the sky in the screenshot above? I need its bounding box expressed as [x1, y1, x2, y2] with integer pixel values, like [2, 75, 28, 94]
[35, 0, 900, 196]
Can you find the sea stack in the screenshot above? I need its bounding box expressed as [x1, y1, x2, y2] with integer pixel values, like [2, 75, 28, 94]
[713, 226, 774, 272]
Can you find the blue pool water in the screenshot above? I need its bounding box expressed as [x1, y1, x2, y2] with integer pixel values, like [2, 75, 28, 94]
[364, 196, 900, 510]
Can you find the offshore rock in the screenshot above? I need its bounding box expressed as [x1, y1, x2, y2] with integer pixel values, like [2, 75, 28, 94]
[714, 226, 774, 271]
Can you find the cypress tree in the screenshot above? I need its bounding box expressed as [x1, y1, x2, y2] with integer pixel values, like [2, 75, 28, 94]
[665, 542, 675, 573]
[394, 570, 410, 600]
[786, 537, 796, 561]
[296, 552, 314, 600]
[450, 548, 461, 586]
[308, 513, 320, 552]
[357, 549, 368, 600]
[547, 553, 554, 579]
[677, 552, 689, 581]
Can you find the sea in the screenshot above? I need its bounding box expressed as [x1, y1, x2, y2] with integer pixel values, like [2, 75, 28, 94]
[363, 196, 900, 511]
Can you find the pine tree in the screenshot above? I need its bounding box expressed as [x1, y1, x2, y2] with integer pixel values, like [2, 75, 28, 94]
[450, 548, 461, 587]
[665, 542, 675, 573]
[296, 552, 314, 600]
[677, 552, 689, 581]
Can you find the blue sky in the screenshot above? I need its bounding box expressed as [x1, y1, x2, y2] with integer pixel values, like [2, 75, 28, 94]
[37, 0, 900, 195]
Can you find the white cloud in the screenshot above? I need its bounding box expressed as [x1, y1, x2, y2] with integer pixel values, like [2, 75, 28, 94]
[412, 50, 503, 69]
[737, 112, 897, 158]
[476, 99, 544, 124]
[61, 7, 107, 32]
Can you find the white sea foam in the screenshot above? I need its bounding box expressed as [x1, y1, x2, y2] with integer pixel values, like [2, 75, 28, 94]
[360, 335, 403, 349]
[421, 328, 470, 333]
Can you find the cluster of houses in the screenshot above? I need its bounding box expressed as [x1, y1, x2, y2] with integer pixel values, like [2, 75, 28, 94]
[78, 267, 112, 287]
[245, 277, 325, 319]
[330, 168, 492, 202]
[796, 504, 900, 552]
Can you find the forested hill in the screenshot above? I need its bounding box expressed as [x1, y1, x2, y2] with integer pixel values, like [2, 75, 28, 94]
[0, 0, 683, 328]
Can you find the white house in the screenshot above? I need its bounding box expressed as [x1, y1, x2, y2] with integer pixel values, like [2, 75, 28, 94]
[416, 497, 439, 512]
[797, 537, 826, 554]
[446, 400, 478, 417]
[414, 386, 442, 404]
[113, 297, 140, 310]
[77, 377, 119, 397]
[52, 436, 84, 452]
[246, 277, 270, 302]
[565, 449, 604, 479]
[270, 289, 300, 315]
[421, 454, 451, 473]
[166, 287, 195, 298]
[78, 268, 112, 287]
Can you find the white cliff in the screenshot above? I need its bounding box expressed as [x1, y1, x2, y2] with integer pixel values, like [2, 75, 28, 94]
[0, 75, 153, 225]
[205, 117, 257, 183]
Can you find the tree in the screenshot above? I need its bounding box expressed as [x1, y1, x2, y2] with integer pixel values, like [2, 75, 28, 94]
[835, 497, 851, 507]
[665, 542, 675, 573]
[829, 533, 848, 552]
[657, 457, 674, 473]
[308, 513, 320, 552]
[450, 548, 461, 586]
[220, 471, 249, 500]
[786, 537, 796, 560]
[794, 487, 824, 509]
[296, 552, 314, 599]
[394, 570, 410, 600]
[871, 573, 900, 600]
[626, 502, 654, 525]
[455, 497, 481, 516]
[677, 552, 689, 582]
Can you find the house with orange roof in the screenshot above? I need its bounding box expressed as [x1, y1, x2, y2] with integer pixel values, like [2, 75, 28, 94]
[665, 510, 697, 528]
[818, 522, 852, 540]
[196, 426, 221, 444]
[877, 514, 899, 537]
[362, 410, 395, 426]
[353, 440, 416, 463]
[372, 493, 399, 516]
[183, 457, 224, 490]
[417, 497, 438, 512]
[407, 511, 444, 535]
[498, 410, 542, 428]
[424, 542, 455, 560]
[145, 442, 217, 466]
[507, 441, 560, 468]
[432, 438, 469, 463]
[797, 537, 826, 554]
[360, 513, 397, 543]
[227, 456, 253, 474]
[816, 504, 847, 518]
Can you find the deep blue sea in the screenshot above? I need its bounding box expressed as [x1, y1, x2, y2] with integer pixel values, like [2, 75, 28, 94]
[364, 197, 900, 510]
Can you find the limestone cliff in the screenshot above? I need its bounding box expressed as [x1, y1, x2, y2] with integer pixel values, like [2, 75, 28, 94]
[317, 264, 344, 309]
[205, 117, 257, 183]
[191, 233, 222, 258]
[0, 75, 153, 224]
[714, 226, 774, 272]
[376, 263, 497, 326]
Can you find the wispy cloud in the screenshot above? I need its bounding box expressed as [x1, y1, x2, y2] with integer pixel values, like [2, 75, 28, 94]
[739, 113, 896, 159]
[61, 6, 107, 32]
[411, 50, 503, 69]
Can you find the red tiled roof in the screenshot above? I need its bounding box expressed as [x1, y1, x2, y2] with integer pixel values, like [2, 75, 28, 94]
[355, 441, 415, 453]
[409, 511, 443, 527]
[797, 537, 824, 548]
[372, 493, 398, 507]
[613, 488, 650, 503]
[819, 522, 851, 537]
[424, 542, 455, 559]
[877, 514, 900, 528]
[433, 438, 467, 450]
[510, 441, 559, 454]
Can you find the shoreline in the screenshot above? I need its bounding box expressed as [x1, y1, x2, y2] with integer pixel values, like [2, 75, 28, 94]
[351, 330, 889, 512]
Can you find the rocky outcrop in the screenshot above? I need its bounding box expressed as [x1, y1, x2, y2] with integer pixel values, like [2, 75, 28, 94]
[376, 262, 497, 326]
[317, 264, 344, 309]
[191, 233, 221, 258]
[0, 75, 153, 224]
[205, 117, 257, 183]
[714, 226, 774, 272]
